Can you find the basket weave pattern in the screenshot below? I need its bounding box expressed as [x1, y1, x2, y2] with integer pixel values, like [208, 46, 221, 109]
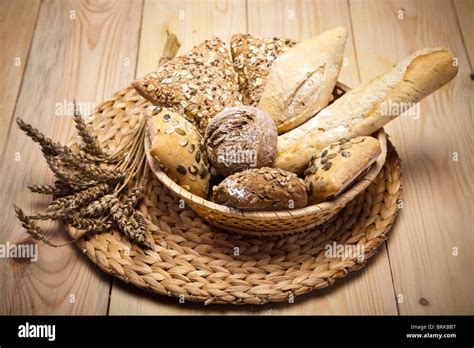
[145, 83, 388, 236]
[66, 86, 402, 305]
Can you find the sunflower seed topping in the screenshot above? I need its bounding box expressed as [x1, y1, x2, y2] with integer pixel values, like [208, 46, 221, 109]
[175, 127, 186, 135]
[176, 165, 187, 175]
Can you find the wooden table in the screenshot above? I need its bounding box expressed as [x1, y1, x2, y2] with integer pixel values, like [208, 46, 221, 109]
[0, 0, 472, 315]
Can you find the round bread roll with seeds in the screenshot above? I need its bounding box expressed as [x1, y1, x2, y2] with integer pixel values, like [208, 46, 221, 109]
[204, 106, 278, 177]
[147, 107, 210, 198]
[212, 167, 307, 211]
[304, 136, 381, 204]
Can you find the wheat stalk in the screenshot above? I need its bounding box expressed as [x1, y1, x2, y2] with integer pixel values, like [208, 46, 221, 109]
[14, 32, 181, 249]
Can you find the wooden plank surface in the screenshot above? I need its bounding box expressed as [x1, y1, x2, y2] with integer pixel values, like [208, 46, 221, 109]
[0, 0, 143, 314]
[453, 0, 474, 68]
[1, 0, 471, 315]
[350, 0, 473, 314]
[108, 0, 250, 315]
[0, 0, 40, 153]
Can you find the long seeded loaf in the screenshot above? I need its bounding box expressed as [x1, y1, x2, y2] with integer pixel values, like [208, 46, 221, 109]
[274, 47, 458, 175]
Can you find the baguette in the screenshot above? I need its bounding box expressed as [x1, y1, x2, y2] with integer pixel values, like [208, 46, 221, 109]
[274, 47, 458, 175]
[258, 27, 347, 134]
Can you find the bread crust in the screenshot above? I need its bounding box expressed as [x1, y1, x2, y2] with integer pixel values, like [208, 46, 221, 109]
[205, 106, 278, 177]
[304, 136, 381, 204]
[133, 38, 242, 135]
[258, 27, 347, 134]
[148, 108, 210, 198]
[274, 47, 458, 175]
[212, 167, 307, 210]
[230, 34, 296, 106]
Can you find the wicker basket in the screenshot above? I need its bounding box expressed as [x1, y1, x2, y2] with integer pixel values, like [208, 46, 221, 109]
[145, 82, 387, 236]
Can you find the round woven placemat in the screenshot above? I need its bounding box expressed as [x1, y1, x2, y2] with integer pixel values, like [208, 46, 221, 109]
[68, 87, 403, 305]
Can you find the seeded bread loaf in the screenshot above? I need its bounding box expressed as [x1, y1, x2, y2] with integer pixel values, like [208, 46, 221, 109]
[304, 136, 381, 204]
[133, 38, 242, 135]
[212, 167, 307, 211]
[230, 34, 296, 106]
[275, 47, 458, 175]
[205, 106, 278, 177]
[258, 27, 347, 134]
[147, 107, 210, 198]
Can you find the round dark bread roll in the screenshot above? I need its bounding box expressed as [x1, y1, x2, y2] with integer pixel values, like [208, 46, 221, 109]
[204, 106, 277, 177]
[212, 167, 307, 211]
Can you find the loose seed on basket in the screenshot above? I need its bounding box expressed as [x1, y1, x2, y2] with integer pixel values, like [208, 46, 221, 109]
[189, 165, 198, 175]
[162, 113, 171, 122]
[341, 151, 351, 158]
[188, 144, 195, 153]
[179, 137, 188, 147]
[321, 149, 328, 158]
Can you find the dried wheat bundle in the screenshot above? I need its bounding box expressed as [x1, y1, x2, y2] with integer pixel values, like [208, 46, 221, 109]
[14, 32, 181, 249]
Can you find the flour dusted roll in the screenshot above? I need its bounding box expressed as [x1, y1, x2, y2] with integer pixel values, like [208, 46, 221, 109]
[204, 106, 277, 177]
[274, 47, 458, 175]
[258, 27, 347, 134]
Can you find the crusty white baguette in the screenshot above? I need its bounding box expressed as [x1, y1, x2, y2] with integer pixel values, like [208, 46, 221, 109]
[274, 47, 458, 175]
[258, 27, 347, 134]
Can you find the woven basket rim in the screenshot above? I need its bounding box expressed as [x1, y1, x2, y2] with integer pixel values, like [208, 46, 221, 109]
[145, 82, 388, 221]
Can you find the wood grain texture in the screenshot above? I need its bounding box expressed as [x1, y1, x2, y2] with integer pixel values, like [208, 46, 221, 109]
[246, 0, 360, 87]
[108, 0, 249, 315]
[350, 0, 473, 314]
[246, 0, 398, 315]
[135, 0, 247, 78]
[0, 0, 142, 314]
[453, 0, 474, 68]
[0, 0, 40, 153]
[0, 0, 471, 315]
